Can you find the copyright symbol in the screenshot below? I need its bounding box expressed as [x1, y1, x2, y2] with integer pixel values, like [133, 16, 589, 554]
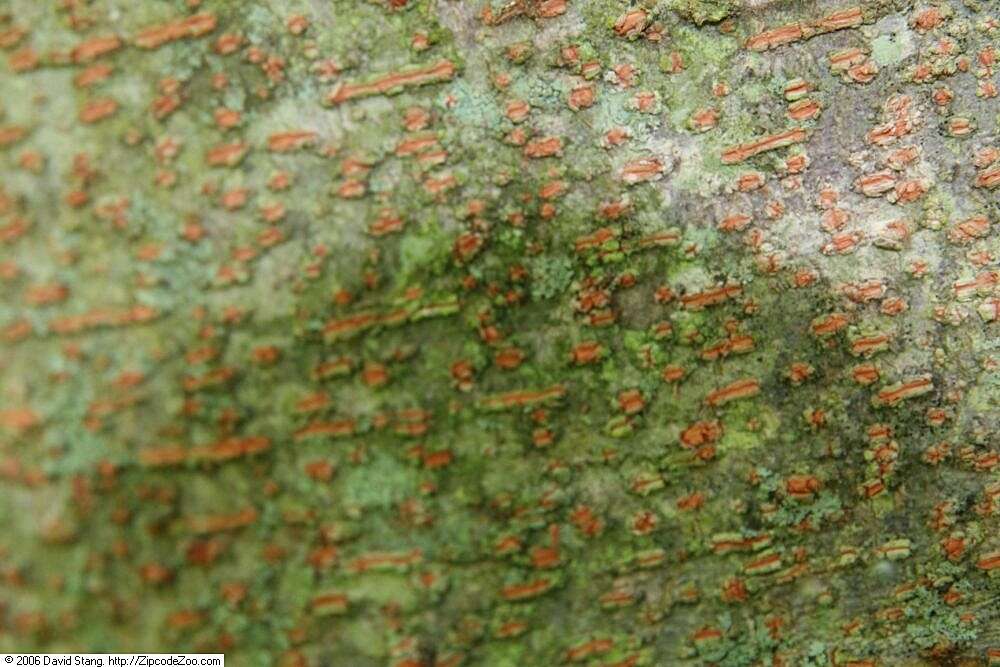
[6, 656, 13, 663]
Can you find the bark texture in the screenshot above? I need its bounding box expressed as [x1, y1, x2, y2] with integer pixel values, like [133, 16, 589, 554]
[1, 0, 1000, 665]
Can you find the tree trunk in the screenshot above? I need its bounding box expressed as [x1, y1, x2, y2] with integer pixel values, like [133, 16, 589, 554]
[1, 0, 999, 664]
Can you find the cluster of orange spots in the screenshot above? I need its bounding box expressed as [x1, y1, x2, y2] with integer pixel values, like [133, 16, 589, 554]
[700, 333, 753, 361]
[86, 392, 141, 429]
[77, 67, 117, 98]
[6, 0, 1000, 658]
[910, 6, 948, 33]
[953, 270, 998, 300]
[828, 47, 878, 84]
[70, 35, 122, 63]
[782, 153, 809, 176]
[344, 549, 422, 575]
[479, 0, 566, 25]
[745, 7, 862, 52]
[0, 408, 40, 434]
[285, 14, 309, 35]
[323, 308, 400, 342]
[885, 145, 919, 170]
[23, 283, 69, 306]
[603, 126, 631, 148]
[294, 418, 357, 442]
[661, 51, 685, 74]
[676, 491, 705, 512]
[613, 8, 650, 40]
[0, 24, 26, 50]
[783, 78, 812, 101]
[266, 130, 317, 153]
[849, 362, 879, 387]
[620, 157, 665, 184]
[447, 359, 474, 392]
[478, 384, 566, 411]
[873, 218, 911, 251]
[504, 99, 530, 123]
[187, 507, 258, 535]
[872, 375, 934, 408]
[637, 231, 682, 252]
[567, 504, 602, 538]
[810, 312, 849, 338]
[409, 446, 450, 470]
[974, 158, 1000, 189]
[849, 333, 892, 359]
[948, 214, 991, 244]
[783, 362, 813, 385]
[678, 421, 721, 461]
[567, 83, 596, 111]
[134, 13, 217, 49]
[680, 282, 741, 310]
[976, 551, 1000, 572]
[574, 227, 617, 255]
[855, 170, 896, 197]
[523, 135, 563, 159]
[452, 231, 484, 263]
[821, 230, 863, 255]
[660, 364, 686, 384]
[564, 637, 613, 662]
[733, 171, 764, 194]
[7, 45, 39, 73]
[138, 436, 270, 468]
[787, 97, 821, 121]
[423, 172, 457, 197]
[946, 115, 976, 137]
[721, 128, 806, 164]
[48, 305, 158, 336]
[840, 279, 885, 304]
[978, 298, 1000, 322]
[616, 389, 645, 415]
[527, 524, 561, 569]
[394, 132, 437, 158]
[327, 60, 457, 105]
[684, 106, 718, 133]
[500, 577, 553, 601]
[294, 392, 329, 414]
[704, 378, 760, 407]
[0, 455, 47, 487]
[310, 592, 349, 616]
[205, 141, 248, 168]
[743, 551, 782, 576]
[867, 94, 915, 146]
[857, 424, 903, 497]
[785, 475, 822, 501]
[368, 209, 405, 237]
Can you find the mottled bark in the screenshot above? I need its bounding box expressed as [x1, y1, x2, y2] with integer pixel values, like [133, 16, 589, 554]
[1, 0, 1000, 665]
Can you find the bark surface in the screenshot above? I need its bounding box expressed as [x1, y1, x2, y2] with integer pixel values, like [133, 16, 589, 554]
[1, 0, 1000, 665]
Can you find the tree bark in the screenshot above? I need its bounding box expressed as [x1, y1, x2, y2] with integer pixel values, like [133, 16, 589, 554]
[1, 0, 999, 664]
